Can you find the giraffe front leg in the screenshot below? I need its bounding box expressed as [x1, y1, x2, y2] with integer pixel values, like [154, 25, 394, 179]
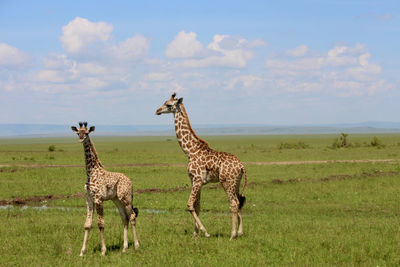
[188, 183, 210, 238]
[80, 194, 94, 256]
[95, 201, 106, 256]
[192, 192, 201, 237]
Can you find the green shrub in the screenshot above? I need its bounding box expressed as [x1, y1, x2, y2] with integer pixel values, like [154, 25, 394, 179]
[330, 133, 351, 148]
[278, 141, 310, 149]
[331, 138, 341, 149]
[370, 136, 385, 148]
[48, 145, 56, 152]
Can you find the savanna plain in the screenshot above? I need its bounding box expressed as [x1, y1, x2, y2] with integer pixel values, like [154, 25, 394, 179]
[1, 134, 400, 266]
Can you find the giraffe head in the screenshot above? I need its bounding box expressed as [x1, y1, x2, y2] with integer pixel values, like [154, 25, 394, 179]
[71, 122, 95, 143]
[155, 93, 183, 115]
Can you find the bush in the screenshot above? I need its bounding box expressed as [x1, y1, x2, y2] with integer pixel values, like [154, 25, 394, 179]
[278, 141, 310, 149]
[331, 138, 341, 149]
[48, 145, 56, 152]
[330, 133, 351, 148]
[370, 136, 385, 148]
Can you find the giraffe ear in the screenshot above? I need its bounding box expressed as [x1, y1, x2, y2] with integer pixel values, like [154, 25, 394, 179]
[71, 126, 78, 133]
[177, 97, 183, 104]
[88, 126, 95, 133]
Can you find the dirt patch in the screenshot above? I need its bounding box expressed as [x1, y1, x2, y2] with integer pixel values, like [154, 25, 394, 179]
[1, 169, 398, 206]
[251, 159, 398, 166]
[135, 186, 189, 194]
[0, 163, 187, 169]
[0, 184, 223, 206]
[0, 167, 18, 173]
[0, 192, 85, 206]
[271, 170, 399, 185]
[0, 159, 398, 169]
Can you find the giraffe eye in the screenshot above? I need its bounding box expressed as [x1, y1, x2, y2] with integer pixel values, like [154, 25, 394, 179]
[166, 104, 172, 108]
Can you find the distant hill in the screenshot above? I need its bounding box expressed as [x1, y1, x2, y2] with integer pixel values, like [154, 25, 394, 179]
[0, 122, 400, 137]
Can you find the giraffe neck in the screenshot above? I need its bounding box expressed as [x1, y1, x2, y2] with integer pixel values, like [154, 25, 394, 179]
[82, 136, 103, 178]
[174, 103, 208, 157]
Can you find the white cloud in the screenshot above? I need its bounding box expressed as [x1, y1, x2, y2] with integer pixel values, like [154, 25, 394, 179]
[114, 34, 150, 61]
[36, 70, 68, 83]
[22, 18, 153, 94]
[177, 34, 264, 68]
[265, 43, 389, 96]
[0, 43, 32, 69]
[226, 75, 262, 90]
[60, 17, 113, 54]
[81, 77, 108, 90]
[286, 45, 308, 57]
[42, 53, 72, 69]
[165, 31, 204, 58]
[144, 72, 173, 82]
[76, 62, 108, 76]
[60, 18, 150, 64]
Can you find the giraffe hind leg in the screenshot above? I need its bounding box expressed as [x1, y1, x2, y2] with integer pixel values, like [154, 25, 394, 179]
[229, 200, 239, 240]
[126, 204, 140, 250]
[221, 180, 240, 240]
[237, 210, 243, 237]
[113, 199, 129, 252]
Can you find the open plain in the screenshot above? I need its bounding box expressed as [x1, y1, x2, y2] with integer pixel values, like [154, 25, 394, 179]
[1, 134, 400, 266]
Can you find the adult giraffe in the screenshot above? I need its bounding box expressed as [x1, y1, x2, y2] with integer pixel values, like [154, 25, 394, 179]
[155, 93, 247, 239]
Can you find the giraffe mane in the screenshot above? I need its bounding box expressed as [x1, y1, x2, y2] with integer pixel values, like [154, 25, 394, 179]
[179, 104, 209, 147]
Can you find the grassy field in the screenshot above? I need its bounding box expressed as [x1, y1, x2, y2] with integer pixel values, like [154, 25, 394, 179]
[1, 134, 400, 266]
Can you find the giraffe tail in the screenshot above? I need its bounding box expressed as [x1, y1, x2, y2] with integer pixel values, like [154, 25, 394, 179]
[132, 205, 139, 217]
[239, 167, 247, 210]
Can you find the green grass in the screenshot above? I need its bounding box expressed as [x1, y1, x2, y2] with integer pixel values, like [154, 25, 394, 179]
[1, 134, 400, 265]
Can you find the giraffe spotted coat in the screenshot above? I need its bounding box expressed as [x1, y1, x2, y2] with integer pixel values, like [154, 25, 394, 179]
[156, 94, 247, 239]
[72, 122, 139, 256]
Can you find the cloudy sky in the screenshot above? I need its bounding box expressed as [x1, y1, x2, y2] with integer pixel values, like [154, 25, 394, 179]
[0, 0, 399, 126]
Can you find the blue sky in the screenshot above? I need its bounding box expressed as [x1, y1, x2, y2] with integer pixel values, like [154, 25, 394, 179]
[0, 0, 399, 126]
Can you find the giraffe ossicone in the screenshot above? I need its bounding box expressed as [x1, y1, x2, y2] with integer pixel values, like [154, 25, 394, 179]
[71, 122, 139, 256]
[156, 94, 247, 239]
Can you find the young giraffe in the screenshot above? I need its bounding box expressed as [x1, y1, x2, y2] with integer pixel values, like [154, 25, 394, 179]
[71, 122, 139, 256]
[155, 94, 247, 239]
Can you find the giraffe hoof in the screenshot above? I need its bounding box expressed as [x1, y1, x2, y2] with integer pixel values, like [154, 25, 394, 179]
[134, 242, 140, 250]
[238, 231, 243, 237]
[193, 231, 199, 238]
[205, 232, 210, 238]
